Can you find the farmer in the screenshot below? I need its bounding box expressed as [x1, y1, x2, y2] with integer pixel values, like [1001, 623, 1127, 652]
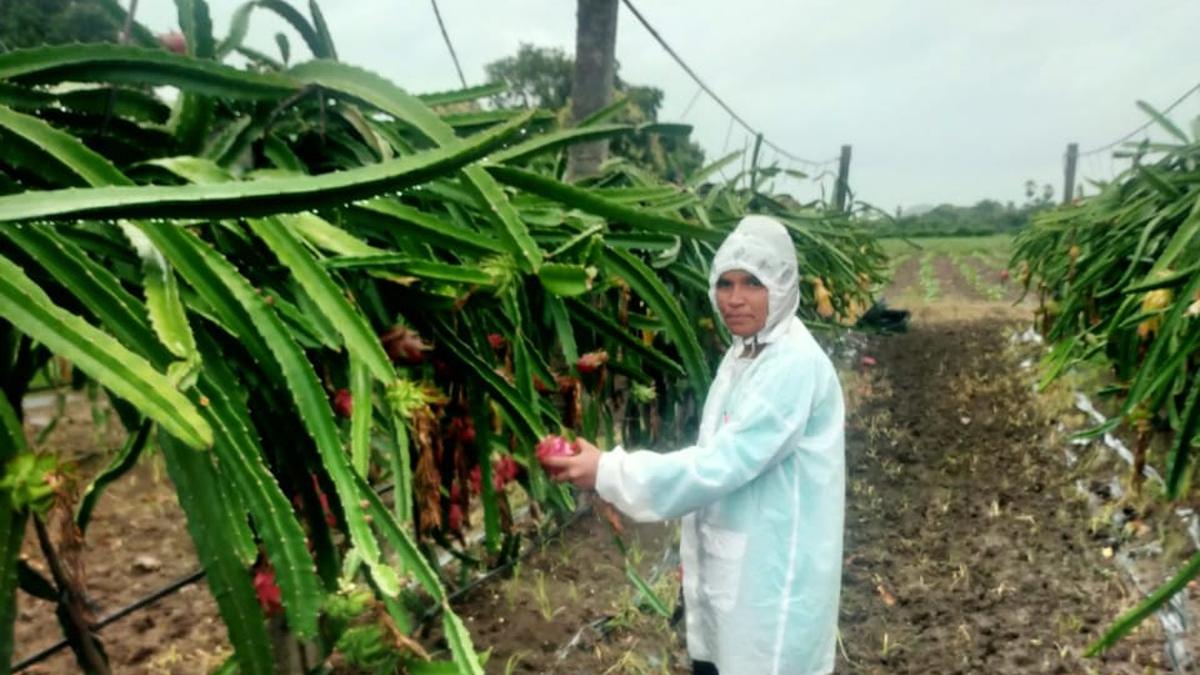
[542, 214, 846, 675]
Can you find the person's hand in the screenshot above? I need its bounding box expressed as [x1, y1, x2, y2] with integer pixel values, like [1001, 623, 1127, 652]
[541, 436, 602, 490]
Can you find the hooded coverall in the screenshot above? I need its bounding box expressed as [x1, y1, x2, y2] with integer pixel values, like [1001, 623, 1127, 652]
[595, 215, 846, 675]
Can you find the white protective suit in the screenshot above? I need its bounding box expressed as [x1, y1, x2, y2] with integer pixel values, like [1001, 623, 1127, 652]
[596, 215, 845, 675]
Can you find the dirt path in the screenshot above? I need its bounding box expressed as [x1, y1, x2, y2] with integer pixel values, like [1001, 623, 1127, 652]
[884, 256, 920, 304]
[836, 314, 1168, 673]
[931, 255, 988, 302]
[960, 255, 1023, 303]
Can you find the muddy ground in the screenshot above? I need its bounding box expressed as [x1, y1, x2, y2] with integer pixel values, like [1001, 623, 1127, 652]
[837, 316, 1168, 673]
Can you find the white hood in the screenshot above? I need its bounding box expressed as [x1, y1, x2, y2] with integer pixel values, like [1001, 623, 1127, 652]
[707, 215, 800, 347]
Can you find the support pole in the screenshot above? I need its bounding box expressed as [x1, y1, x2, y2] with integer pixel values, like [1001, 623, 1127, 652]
[833, 144, 852, 212]
[1063, 142, 1079, 204]
[566, 0, 619, 181]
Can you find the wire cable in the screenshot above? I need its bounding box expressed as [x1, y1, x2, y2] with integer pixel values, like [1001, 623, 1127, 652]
[620, 0, 828, 166]
[1080, 80, 1200, 157]
[430, 0, 468, 89]
[677, 85, 703, 120]
[719, 113, 736, 155]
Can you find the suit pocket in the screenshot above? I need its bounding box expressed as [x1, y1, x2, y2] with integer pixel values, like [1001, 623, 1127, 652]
[698, 524, 748, 612]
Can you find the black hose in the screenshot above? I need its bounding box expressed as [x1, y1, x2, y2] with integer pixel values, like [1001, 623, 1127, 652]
[13, 497, 589, 672]
[13, 569, 206, 672]
[415, 502, 591, 632]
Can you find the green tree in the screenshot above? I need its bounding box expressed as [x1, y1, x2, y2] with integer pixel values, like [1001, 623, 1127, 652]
[881, 196, 1041, 237]
[0, 0, 121, 51]
[1023, 178, 1055, 208]
[484, 43, 706, 181]
[484, 43, 575, 109]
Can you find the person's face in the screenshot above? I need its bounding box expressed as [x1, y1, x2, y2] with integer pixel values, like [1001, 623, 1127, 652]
[715, 270, 769, 337]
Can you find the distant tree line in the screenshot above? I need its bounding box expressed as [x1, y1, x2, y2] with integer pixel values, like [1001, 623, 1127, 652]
[0, 0, 122, 51]
[871, 180, 1057, 238]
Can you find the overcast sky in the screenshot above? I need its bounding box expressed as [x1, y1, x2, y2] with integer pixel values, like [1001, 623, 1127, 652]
[136, 1, 1200, 212]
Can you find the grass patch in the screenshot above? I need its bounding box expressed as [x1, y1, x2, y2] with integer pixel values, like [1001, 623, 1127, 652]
[970, 250, 1009, 270]
[881, 235, 1015, 260]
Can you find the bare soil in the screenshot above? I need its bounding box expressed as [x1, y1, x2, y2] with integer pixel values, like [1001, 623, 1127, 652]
[433, 515, 687, 674]
[931, 255, 988, 302]
[882, 256, 920, 304]
[960, 255, 1025, 304]
[837, 317, 1167, 673]
[15, 394, 229, 675]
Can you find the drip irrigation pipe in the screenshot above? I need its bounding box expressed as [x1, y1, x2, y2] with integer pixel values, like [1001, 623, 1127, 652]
[553, 532, 679, 663]
[13, 568, 206, 672]
[415, 501, 593, 632]
[1013, 330, 1194, 671]
[13, 480, 584, 672]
